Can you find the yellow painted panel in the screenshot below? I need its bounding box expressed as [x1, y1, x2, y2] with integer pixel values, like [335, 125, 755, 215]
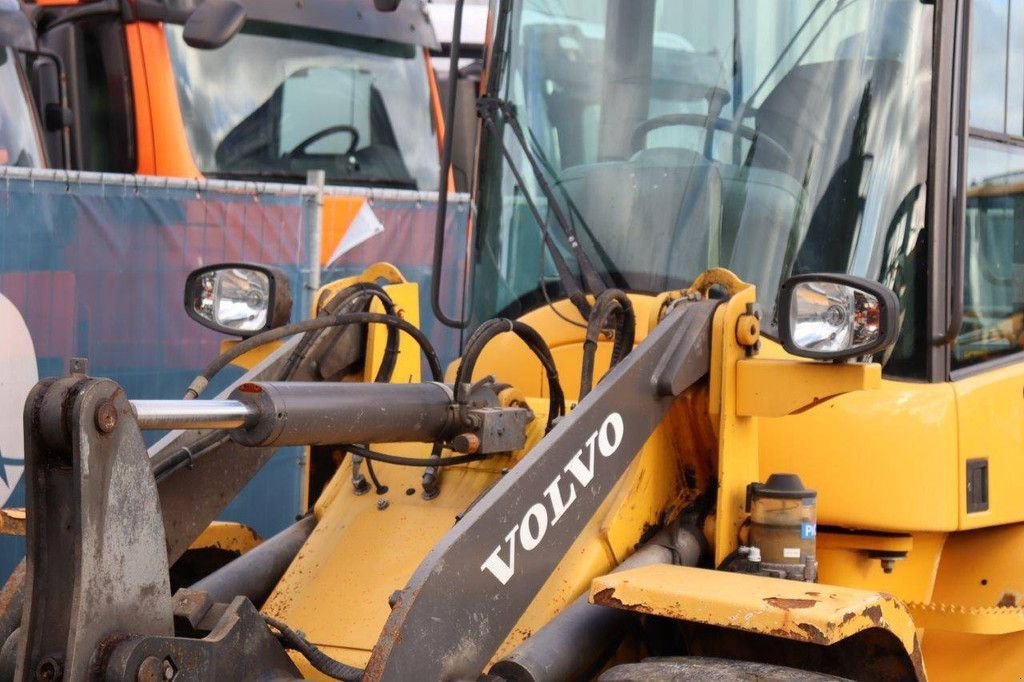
[464, 295, 659, 401]
[736, 358, 881, 417]
[757, 342, 958, 531]
[264, 442, 515, 661]
[817, 532, 945, 605]
[590, 564, 919, 655]
[924, 525, 1024, 682]
[188, 521, 261, 553]
[364, 282, 421, 384]
[952, 360, 1024, 528]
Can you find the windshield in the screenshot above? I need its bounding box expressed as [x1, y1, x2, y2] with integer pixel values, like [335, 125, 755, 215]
[471, 0, 932, 367]
[0, 48, 44, 168]
[166, 23, 439, 189]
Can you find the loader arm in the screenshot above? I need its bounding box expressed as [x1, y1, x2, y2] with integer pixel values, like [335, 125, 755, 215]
[365, 299, 719, 680]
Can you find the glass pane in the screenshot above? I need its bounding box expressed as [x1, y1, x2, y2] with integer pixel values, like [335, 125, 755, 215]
[970, 0, 1010, 132]
[0, 49, 44, 168]
[955, 138, 1024, 367]
[166, 24, 438, 190]
[1008, 0, 1024, 136]
[472, 0, 933, 376]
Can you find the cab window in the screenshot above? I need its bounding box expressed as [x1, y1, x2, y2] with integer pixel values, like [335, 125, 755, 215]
[0, 48, 45, 168]
[956, 0, 1024, 368]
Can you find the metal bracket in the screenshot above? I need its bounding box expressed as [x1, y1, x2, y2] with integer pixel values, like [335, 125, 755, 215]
[102, 594, 302, 681]
[19, 377, 174, 681]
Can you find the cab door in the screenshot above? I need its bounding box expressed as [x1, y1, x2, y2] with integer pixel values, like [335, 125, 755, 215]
[951, 0, 1024, 529]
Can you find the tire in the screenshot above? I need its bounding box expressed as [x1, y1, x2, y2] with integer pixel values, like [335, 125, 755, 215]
[598, 656, 850, 681]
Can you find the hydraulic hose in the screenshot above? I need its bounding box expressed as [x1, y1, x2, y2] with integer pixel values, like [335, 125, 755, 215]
[264, 615, 363, 682]
[279, 283, 399, 383]
[579, 289, 636, 400]
[183, 312, 443, 400]
[455, 319, 565, 432]
[348, 444, 488, 468]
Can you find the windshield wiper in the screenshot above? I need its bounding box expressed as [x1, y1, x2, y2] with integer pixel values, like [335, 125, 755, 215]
[477, 97, 608, 319]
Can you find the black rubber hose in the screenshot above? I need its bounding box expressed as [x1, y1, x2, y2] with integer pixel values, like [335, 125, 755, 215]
[455, 319, 565, 432]
[162, 288, 406, 480]
[264, 614, 364, 682]
[280, 283, 399, 382]
[184, 312, 443, 399]
[579, 289, 636, 400]
[152, 431, 229, 482]
[348, 445, 488, 468]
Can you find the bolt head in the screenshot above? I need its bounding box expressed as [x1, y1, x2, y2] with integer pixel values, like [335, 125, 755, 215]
[36, 657, 62, 682]
[377, 498, 389, 511]
[95, 400, 118, 433]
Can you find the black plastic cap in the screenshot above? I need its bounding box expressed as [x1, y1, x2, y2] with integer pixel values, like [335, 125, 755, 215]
[755, 473, 816, 500]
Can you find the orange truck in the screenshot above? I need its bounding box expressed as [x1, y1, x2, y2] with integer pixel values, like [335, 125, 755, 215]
[22, 0, 448, 261]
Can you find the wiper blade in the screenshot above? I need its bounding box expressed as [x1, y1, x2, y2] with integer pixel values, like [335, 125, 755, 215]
[477, 97, 608, 317]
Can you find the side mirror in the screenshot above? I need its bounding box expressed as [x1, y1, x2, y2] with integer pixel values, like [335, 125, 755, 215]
[184, 263, 292, 337]
[0, 0, 36, 52]
[182, 0, 246, 50]
[373, 0, 402, 11]
[777, 273, 900, 361]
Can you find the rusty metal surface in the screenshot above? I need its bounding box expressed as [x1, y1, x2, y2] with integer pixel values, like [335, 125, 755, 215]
[364, 300, 718, 681]
[590, 564, 919, 652]
[19, 378, 174, 681]
[0, 559, 24, 653]
[0, 509, 25, 537]
[102, 597, 302, 681]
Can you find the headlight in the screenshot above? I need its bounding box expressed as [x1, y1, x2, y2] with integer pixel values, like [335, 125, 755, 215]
[184, 263, 292, 337]
[777, 274, 899, 361]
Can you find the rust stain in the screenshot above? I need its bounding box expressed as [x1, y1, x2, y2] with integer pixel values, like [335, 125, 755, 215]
[862, 604, 884, 626]
[765, 597, 817, 610]
[591, 587, 622, 608]
[797, 621, 829, 645]
[0, 559, 25, 616]
[997, 592, 1020, 608]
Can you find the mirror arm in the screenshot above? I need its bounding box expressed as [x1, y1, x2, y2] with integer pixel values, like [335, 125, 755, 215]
[20, 47, 72, 170]
[133, 0, 192, 25]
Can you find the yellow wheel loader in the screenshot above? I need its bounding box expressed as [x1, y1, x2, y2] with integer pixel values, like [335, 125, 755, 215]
[3, 0, 1024, 680]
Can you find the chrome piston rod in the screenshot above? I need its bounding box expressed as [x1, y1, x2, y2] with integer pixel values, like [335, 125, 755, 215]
[130, 400, 257, 430]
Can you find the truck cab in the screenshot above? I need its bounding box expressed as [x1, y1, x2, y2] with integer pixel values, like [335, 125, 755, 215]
[23, 0, 444, 190]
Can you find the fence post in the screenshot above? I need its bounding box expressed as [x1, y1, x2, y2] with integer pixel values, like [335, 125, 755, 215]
[302, 170, 326, 318]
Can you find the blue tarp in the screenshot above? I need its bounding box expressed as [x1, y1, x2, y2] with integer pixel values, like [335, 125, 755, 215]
[0, 170, 471, 579]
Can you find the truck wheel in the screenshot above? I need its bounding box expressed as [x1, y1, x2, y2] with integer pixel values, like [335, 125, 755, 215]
[599, 656, 850, 681]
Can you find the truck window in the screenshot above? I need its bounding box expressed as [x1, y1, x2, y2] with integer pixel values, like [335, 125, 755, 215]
[165, 23, 439, 190]
[0, 48, 45, 168]
[955, 0, 1024, 368]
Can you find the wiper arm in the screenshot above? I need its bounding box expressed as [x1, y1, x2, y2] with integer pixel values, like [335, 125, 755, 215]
[477, 98, 608, 314]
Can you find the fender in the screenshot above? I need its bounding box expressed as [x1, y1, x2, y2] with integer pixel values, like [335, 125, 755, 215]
[0, 294, 38, 507]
